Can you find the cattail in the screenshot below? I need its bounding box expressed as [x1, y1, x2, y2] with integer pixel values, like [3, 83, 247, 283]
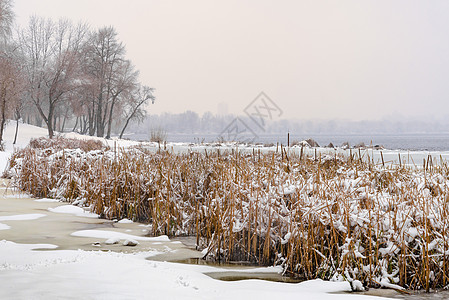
[6, 136, 449, 290]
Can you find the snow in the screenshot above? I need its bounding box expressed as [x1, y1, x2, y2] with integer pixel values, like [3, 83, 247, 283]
[0, 213, 46, 221]
[34, 198, 60, 203]
[281, 232, 292, 245]
[0, 240, 388, 300]
[117, 218, 133, 224]
[123, 239, 139, 246]
[0, 223, 10, 230]
[0, 151, 11, 174]
[351, 280, 365, 292]
[48, 205, 99, 218]
[105, 237, 121, 245]
[71, 229, 170, 242]
[378, 278, 405, 291]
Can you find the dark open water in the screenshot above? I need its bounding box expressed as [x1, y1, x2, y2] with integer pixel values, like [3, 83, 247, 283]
[127, 133, 449, 151]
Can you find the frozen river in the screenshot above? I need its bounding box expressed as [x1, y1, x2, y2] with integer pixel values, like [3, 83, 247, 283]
[126, 133, 449, 151]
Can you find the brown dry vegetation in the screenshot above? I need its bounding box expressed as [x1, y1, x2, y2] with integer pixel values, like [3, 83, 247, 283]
[28, 136, 106, 152]
[6, 137, 449, 291]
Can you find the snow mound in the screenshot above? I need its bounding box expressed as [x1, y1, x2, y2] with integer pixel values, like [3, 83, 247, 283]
[0, 214, 46, 221]
[48, 205, 99, 218]
[34, 198, 60, 203]
[117, 218, 133, 224]
[70, 229, 170, 242]
[0, 223, 11, 230]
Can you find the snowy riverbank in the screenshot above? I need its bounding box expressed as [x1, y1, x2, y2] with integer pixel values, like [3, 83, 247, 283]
[2, 122, 446, 299]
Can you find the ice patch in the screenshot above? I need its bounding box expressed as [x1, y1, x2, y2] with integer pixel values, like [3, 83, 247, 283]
[0, 223, 11, 230]
[34, 198, 60, 203]
[48, 205, 99, 218]
[0, 240, 58, 251]
[6, 194, 31, 199]
[70, 230, 170, 242]
[0, 214, 46, 221]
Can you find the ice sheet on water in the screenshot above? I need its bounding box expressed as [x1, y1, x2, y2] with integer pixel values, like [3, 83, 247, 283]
[0, 223, 11, 230]
[34, 198, 60, 203]
[71, 229, 170, 242]
[0, 214, 46, 221]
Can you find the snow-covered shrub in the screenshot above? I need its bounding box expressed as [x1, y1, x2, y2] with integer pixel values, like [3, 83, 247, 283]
[29, 136, 106, 152]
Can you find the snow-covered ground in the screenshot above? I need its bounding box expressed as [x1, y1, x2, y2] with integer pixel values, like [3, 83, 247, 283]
[0, 238, 372, 299]
[0, 122, 399, 299]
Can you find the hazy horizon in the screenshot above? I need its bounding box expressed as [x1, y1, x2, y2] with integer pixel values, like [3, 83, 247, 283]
[12, 0, 449, 122]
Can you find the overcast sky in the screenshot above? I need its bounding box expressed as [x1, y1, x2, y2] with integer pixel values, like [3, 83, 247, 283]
[12, 0, 449, 121]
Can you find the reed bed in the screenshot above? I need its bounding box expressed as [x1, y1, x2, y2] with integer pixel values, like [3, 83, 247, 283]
[6, 137, 449, 291]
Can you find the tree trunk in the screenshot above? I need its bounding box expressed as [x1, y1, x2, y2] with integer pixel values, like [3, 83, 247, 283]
[96, 93, 104, 137]
[13, 118, 19, 145]
[88, 104, 95, 136]
[72, 116, 79, 132]
[47, 103, 54, 139]
[13, 110, 20, 145]
[119, 100, 146, 139]
[0, 119, 5, 151]
[105, 99, 117, 139]
[61, 115, 67, 132]
[53, 115, 57, 133]
[81, 115, 89, 135]
[119, 117, 131, 139]
[0, 93, 6, 151]
[101, 100, 109, 137]
[47, 120, 54, 138]
[35, 114, 43, 127]
[33, 98, 53, 138]
[96, 118, 104, 137]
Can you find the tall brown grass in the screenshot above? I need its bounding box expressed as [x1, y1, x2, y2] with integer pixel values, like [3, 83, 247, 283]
[5, 137, 449, 291]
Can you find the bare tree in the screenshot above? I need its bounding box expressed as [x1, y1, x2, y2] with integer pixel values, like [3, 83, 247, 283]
[16, 19, 155, 139]
[83, 26, 126, 137]
[12, 94, 23, 144]
[0, 0, 14, 43]
[70, 71, 99, 135]
[18, 17, 88, 138]
[119, 85, 154, 139]
[105, 60, 138, 138]
[0, 54, 22, 149]
[0, 0, 20, 146]
[12, 57, 28, 144]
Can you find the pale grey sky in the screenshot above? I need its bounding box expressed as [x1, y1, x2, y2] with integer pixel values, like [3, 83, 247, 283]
[13, 0, 449, 120]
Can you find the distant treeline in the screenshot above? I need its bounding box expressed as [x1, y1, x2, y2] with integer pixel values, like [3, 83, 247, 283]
[128, 111, 449, 135]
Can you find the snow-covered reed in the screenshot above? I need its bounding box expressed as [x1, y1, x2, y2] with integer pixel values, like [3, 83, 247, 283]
[6, 137, 449, 291]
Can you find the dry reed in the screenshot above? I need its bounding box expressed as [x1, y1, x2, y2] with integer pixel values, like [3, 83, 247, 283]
[5, 137, 449, 291]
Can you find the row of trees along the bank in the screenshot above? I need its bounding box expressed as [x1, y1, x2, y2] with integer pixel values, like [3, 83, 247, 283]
[0, 0, 155, 148]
